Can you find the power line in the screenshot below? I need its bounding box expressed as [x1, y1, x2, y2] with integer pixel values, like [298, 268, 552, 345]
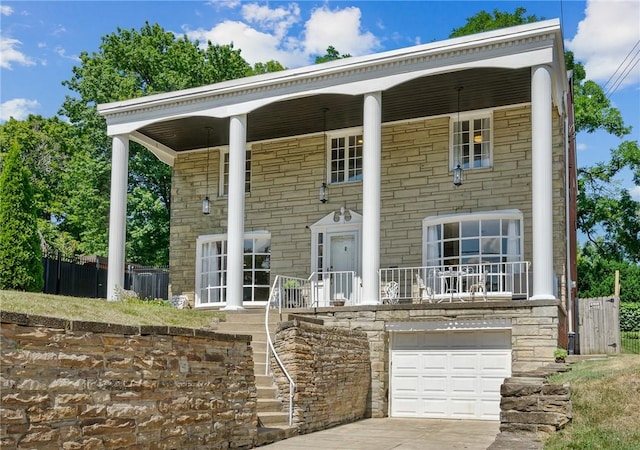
[603, 39, 640, 98]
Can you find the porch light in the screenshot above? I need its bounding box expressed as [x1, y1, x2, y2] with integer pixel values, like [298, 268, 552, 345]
[202, 196, 210, 215]
[319, 182, 328, 203]
[453, 164, 463, 186]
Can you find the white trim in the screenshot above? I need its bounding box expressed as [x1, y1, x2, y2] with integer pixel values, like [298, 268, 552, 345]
[310, 210, 362, 275]
[386, 318, 512, 332]
[449, 109, 494, 170]
[325, 127, 364, 185]
[195, 230, 271, 308]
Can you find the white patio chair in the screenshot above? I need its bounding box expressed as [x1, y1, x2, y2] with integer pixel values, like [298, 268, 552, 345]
[384, 281, 399, 304]
[467, 270, 488, 301]
[415, 273, 434, 303]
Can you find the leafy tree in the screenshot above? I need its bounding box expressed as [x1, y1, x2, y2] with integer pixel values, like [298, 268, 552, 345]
[0, 141, 44, 291]
[450, 7, 540, 37]
[578, 243, 640, 301]
[315, 46, 351, 64]
[59, 22, 255, 265]
[0, 115, 79, 255]
[250, 60, 286, 75]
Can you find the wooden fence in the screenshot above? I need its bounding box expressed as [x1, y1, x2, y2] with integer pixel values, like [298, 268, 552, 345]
[578, 296, 621, 354]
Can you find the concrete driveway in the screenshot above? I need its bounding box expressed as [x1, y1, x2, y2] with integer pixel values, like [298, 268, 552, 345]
[260, 418, 500, 450]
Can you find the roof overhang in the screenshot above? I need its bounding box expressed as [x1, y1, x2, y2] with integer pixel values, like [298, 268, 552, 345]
[98, 19, 567, 165]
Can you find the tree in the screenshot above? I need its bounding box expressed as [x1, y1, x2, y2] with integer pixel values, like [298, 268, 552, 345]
[0, 115, 80, 255]
[0, 141, 44, 291]
[450, 7, 540, 37]
[250, 60, 286, 75]
[59, 22, 256, 266]
[315, 46, 351, 64]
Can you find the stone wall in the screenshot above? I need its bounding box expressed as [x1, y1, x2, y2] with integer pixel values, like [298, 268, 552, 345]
[500, 375, 571, 435]
[297, 300, 562, 418]
[0, 312, 257, 450]
[271, 319, 370, 433]
[169, 105, 569, 299]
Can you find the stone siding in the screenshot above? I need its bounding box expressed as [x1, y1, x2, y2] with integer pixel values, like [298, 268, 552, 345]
[0, 312, 257, 449]
[271, 319, 370, 433]
[292, 300, 561, 418]
[169, 105, 568, 299]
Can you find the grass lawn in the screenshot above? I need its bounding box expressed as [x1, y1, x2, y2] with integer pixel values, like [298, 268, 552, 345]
[0, 290, 225, 328]
[544, 354, 640, 450]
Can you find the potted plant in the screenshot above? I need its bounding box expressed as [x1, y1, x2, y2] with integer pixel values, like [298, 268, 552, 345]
[554, 348, 568, 363]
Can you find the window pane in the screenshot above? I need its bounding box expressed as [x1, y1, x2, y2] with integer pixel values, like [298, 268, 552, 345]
[481, 220, 500, 236]
[443, 222, 459, 239]
[461, 221, 478, 238]
[482, 237, 500, 254]
[461, 239, 479, 256]
[443, 240, 459, 257]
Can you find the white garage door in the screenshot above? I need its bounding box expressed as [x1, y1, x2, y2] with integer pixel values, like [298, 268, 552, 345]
[390, 329, 511, 420]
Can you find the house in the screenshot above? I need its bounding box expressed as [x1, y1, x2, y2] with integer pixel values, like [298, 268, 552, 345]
[99, 19, 577, 421]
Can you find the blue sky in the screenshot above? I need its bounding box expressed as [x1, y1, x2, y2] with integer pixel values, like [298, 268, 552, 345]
[1, 0, 639, 197]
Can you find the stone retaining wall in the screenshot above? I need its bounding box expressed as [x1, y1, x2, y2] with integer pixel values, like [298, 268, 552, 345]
[271, 319, 370, 433]
[0, 311, 257, 449]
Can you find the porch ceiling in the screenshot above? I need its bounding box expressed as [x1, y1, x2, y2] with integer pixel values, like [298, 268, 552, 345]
[137, 67, 531, 152]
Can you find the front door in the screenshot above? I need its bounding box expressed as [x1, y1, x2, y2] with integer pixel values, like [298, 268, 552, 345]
[326, 232, 358, 302]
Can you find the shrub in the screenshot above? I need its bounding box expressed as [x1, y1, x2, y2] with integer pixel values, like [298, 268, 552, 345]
[0, 141, 43, 291]
[620, 302, 640, 332]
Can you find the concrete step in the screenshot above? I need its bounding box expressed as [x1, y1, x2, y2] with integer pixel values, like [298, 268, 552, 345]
[257, 385, 278, 399]
[255, 374, 275, 387]
[257, 398, 283, 412]
[256, 425, 298, 447]
[258, 411, 290, 427]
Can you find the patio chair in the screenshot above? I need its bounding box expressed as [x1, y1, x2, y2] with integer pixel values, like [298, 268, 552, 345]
[467, 270, 488, 301]
[383, 281, 399, 304]
[415, 273, 434, 303]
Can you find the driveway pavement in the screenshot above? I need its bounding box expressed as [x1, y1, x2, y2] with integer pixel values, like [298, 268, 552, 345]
[260, 418, 500, 450]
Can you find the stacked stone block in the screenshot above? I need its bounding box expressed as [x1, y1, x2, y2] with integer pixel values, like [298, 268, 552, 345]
[270, 319, 370, 433]
[0, 312, 257, 449]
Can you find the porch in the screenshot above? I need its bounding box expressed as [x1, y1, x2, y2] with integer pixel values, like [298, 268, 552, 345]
[269, 261, 531, 309]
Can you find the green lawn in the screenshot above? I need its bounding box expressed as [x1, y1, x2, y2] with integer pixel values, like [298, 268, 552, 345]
[545, 354, 640, 450]
[0, 290, 224, 328]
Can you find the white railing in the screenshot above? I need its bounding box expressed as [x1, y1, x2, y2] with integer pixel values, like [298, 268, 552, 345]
[378, 261, 530, 303]
[308, 271, 361, 307]
[264, 275, 296, 426]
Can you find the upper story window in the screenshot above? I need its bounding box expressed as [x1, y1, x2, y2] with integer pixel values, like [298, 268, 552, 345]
[452, 112, 492, 170]
[328, 129, 363, 184]
[220, 149, 251, 195]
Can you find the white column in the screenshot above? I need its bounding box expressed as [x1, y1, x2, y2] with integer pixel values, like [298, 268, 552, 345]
[224, 114, 247, 310]
[106, 135, 129, 301]
[531, 65, 556, 300]
[361, 92, 382, 305]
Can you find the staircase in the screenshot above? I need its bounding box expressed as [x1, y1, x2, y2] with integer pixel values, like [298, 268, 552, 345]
[214, 308, 297, 446]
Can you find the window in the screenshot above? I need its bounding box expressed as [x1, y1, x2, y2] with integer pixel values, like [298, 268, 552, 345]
[452, 112, 492, 169]
[423, 211, 522, 267]
[329, 131, 363, 183]
[220, 149, 251, 195]
[196, 231, 270, 306]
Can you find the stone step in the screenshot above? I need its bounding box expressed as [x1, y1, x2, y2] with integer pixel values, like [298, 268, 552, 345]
[256, 425, 298, 447]
[257, 398, 283, 412]
[258, 411, 290, 427]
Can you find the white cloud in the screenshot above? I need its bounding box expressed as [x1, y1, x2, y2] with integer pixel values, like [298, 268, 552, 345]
[1, 5, 13, 16]
[0, 36, 36, 69]
[630, 185, 640, 201]
[304, 6, 380, 58]
[577, 143, 588, 152]
[186, 3, 379, 68]
[567, 0, 640, 89]
[54, 46, 79, 62]
[0, 98, 40, 121]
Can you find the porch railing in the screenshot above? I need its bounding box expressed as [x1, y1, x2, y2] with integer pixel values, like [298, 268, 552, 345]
[378, 261, 530, 303]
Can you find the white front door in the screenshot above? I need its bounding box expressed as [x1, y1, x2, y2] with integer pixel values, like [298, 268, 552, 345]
[326, 232, 358, 302]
